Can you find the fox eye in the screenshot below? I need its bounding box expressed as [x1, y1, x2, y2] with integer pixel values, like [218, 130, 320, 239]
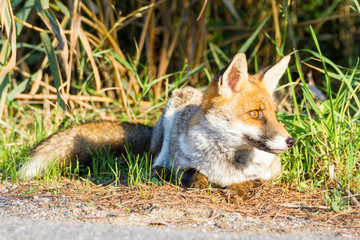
[248, 110, 262, 120]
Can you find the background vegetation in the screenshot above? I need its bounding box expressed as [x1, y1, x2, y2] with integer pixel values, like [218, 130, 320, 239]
[0, 0, 359, 208]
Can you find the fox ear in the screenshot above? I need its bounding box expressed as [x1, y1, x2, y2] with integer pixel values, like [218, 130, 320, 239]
[217, 53, 249, 97]
[261, 55, 291, 94]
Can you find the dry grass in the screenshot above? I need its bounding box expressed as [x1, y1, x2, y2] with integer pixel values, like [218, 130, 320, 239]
[1, 0, 359, 123]
[3, 178, 359, 229]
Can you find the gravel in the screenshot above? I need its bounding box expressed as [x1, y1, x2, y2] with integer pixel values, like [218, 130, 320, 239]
[0, 182, 358, 239]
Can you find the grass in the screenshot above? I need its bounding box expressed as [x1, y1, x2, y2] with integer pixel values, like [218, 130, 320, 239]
[283, 37, 360, 190]
[1, 44, 359, 211]
[1, 0, 360, 212]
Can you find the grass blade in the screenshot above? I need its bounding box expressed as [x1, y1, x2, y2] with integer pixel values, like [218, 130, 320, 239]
[79, 28, 102, 93]
[67, 0, 81, 94]
[35, 0, 69, 90]
[40, 31, 66, 110]
[7, 77, 32, 101]
[0, 0, 17, 79]
[14, 0, 36, 36]
[238, 15, 270, 53]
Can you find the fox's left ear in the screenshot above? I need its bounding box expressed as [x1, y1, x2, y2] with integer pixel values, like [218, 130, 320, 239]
[261, 55, 291, 94]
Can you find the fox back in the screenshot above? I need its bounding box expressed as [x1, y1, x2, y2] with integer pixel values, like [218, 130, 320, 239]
[151, 53, 294, 187]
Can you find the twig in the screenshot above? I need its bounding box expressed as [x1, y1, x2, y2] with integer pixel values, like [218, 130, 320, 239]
[14, 16, 46, 32]
[210, 13, 358, 32]
[197, 0, 208, 21]
[283, 0, 302, 72]
[279, 203, 330, 210]
[270, 0, 281, 61]
[329, 164, 360, 206]
[15, 93, 152, 107]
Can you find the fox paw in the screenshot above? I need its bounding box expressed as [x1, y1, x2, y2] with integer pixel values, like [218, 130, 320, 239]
[191, 172, 209, 189]
[180, 169, 209, 189]
[226, 179, 263, 199]
[151, 166, 170, 180]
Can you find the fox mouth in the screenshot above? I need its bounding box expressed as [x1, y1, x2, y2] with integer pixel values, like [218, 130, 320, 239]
[244, 135, 288, 154]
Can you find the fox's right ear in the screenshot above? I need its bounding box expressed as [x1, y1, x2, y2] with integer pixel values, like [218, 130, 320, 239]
[217, 53, 249, 98]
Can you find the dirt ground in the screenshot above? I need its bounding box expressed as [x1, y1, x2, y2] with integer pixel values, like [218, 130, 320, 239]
[0, 179, 359, 239]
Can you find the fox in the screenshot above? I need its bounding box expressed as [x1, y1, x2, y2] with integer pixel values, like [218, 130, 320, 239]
[18, 53, 295, 196]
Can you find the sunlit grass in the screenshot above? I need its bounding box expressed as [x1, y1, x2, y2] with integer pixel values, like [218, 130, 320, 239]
[279, 29, 360, 198]
[0, 0, 360, 211]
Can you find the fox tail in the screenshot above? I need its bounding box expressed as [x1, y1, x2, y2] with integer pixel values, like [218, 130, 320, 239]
[18, 121, 153, 181]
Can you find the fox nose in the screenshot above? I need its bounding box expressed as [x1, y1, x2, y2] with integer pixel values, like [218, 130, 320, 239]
[286, 137, 295, 148]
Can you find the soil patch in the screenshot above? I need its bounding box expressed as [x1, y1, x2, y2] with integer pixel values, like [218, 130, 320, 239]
[0, 179, 359, 238]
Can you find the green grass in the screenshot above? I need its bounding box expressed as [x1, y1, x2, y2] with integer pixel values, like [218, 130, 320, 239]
[1, 36, 360, 207]
[1, 0, 360, 211]
[278, 30, 360, 198]
[1, 48, 360, 210]
[2, 47, 359, 190]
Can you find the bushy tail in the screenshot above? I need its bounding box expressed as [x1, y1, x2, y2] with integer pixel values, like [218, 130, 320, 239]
[18, 121, 153, 181]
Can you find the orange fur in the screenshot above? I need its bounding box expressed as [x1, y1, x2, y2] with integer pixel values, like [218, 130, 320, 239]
[200, 70, 288, 137]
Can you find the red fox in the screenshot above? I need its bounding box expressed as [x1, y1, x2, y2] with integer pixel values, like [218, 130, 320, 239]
[19, 53, 295, 194]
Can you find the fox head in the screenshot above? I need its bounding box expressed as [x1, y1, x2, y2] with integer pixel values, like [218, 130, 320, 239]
[196, 53, 295, 154]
